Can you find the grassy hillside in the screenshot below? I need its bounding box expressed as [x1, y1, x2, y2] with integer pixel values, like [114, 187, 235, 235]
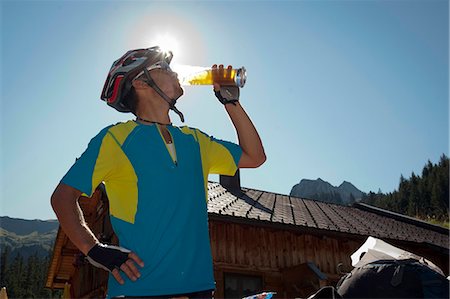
[0, 216, 58, 235]
[0, 217, 58, 260]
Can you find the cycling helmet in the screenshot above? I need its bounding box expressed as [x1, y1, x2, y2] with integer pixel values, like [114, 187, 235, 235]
[101, 46, 184, 121]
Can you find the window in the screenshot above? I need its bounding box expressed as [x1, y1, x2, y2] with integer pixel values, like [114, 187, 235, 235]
[224, 273, 263, 298]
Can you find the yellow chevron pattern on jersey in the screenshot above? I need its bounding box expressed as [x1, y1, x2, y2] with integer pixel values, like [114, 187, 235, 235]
[180, 126, 239, 201]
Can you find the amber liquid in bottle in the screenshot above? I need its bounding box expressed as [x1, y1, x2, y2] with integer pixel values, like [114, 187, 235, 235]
[178, 67, 246, 87]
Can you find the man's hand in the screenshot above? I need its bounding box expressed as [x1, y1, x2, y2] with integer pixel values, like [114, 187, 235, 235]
[212, 64, 239, 105]
[86, 243, 144, 285]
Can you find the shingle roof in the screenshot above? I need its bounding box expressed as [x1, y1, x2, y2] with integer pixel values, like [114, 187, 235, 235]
[207, 182, 449, 250]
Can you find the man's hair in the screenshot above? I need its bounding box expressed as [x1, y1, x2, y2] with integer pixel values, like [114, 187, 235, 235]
[123, 86, 138, 115]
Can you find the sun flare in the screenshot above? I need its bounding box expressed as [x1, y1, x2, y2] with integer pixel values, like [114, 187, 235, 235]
[153, 33, 180, 56]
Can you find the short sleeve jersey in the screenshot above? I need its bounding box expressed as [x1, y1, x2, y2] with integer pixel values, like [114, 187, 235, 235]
[61, 120, 242, 297]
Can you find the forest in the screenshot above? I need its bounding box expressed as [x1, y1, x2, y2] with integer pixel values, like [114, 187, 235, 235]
[361, 154, 449, 226]
[0, 247, 61, 298]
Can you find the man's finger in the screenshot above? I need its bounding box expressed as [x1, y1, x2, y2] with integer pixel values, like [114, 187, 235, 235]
[126, 259, 141, 278]
[120, 262, 137, 281]
[112, 268, 124, 285]
[129, 252, 144, 268]
[219, 65, 224, 76]
[227, 65, 233, 77]
[211, 64, 219, 81]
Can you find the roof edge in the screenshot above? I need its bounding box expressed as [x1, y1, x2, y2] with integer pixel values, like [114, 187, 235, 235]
[354, 202, 449, 235]
[208, 180, 291, 199]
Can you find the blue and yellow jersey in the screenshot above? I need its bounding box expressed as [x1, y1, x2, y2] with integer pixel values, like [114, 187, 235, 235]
[61, 120, 242, 297]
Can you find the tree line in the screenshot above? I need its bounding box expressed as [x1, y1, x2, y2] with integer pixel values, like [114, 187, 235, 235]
[361, 154, 449, 225]
[0, 247, 61, 298]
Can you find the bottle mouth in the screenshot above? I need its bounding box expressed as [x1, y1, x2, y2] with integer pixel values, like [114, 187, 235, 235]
[235, 67, 247, 88]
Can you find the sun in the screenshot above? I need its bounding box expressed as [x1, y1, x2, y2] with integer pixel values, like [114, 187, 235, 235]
[130, 13, 206, 65]
[129, 14, 207, 65]
[153, 33, 180, 57]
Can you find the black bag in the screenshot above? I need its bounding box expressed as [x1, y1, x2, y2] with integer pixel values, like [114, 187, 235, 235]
[336, 259, 449, 299]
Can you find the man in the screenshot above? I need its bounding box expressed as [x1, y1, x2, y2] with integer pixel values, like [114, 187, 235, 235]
[51, 46, 265, 298]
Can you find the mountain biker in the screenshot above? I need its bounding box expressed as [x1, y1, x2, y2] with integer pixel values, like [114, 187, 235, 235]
[51, 46, 266, 298]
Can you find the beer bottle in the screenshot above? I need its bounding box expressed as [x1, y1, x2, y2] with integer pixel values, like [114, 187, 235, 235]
[176, 66, 247, 87]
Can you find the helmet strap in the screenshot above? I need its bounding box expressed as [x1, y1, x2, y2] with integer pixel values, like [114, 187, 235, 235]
[142, 69, 185, 122]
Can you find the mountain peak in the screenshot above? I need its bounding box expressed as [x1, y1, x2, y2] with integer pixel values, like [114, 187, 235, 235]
[290, 178, 364, 204]
[339, 181, 353, 187]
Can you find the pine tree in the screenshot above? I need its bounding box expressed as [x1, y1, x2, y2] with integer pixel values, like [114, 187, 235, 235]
[429, 154, 449, 221]
[397, 174, 410, 214]
[0, 246, 9, 288]
[35, 253, 53, 298]
[438, 154, 449, 212]
[407, 172, 420, 217]
[418, 178, 430, 217]
[6, 252, 25, 298]
[23, 253, 34, 298]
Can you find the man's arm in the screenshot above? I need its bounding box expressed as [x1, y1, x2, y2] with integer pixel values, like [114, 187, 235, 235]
[212, 65, 266, 168]
[223, 100, 266, 168]
[51, 183, 98, 254]
[51, 182, 143, 284]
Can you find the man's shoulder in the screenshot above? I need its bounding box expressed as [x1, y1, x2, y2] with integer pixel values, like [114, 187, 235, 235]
[107, 120, 138, 131]
[178, 125, 213, 143]
[103, 120, 139, 145]
[178, 125, 208, 137]
[87, 120, 137, 144]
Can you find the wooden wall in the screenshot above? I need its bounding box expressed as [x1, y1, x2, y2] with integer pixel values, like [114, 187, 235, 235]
[209, 220, 361, 298]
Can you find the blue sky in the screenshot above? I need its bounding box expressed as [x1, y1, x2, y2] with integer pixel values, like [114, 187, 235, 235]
[1, 0, 448, 220]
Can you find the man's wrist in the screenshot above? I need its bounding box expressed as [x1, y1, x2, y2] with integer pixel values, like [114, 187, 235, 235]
[225, 101, 241, 111]
[81, 240, 99, 256]
[86, 243, 131, 272]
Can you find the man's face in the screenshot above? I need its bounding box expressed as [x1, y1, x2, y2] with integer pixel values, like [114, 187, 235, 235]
[148, 63, 184, 100]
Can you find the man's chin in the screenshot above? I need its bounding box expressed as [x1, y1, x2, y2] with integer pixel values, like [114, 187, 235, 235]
[176, 87, 184, 98]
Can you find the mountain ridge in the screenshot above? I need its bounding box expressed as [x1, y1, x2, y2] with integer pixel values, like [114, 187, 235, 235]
[0, 216, 58, 260]
[290, 178, 364, 204]
[0, 216, 58, 235]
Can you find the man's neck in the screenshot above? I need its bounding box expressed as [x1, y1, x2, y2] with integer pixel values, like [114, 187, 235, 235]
[136, 116, 171, 126]
[136, 99, 171, 125]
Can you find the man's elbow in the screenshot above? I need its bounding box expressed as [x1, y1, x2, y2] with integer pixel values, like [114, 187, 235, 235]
[250, 152, 266, 168]
[238, 151, 267, 168]
[50, 189, 62, 213]
[255, 153, 267, 167]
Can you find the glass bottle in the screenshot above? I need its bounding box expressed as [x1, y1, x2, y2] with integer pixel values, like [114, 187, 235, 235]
[175, 65, 247, 87]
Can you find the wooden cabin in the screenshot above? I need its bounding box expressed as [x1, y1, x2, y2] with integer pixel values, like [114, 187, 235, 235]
[46, 172, 449, 298]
